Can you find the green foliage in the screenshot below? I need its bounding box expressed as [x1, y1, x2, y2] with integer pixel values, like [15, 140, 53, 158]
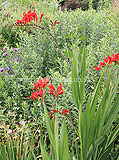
[0, 129, 37, 160]
[40, 104, 69, 160]
[72, 46, 119, 160]
[0, 0, 119, 159]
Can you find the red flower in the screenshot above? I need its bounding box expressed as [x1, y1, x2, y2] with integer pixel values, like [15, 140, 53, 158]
[33, 77, 49, 90]
[16, 19, 23, 23]
[50, 109, 60, 113]
[31, 91, 39, 101]
[62, 109, 69, 115]
[42, 77, 49, 88]
[31, 10, 38, 24]
[38, 89, 43, 101]
[56, 83, 63, 97]
[30, 89, 43, 101]
[22, 10, 33, 24]
[39, 12, 44, 24]
[48, 83, 55, 96]
[50, 20, 60, 29]
[16, 9, 38, 25]
[110, 54, 118, 63]
[90, 53, 119, 72]
[99, 61, 106, 68]
[107, 56, 112, 64]
[48, 83, 63, 98]
[115, 53, 119, 61]
[93, 66, 102, 71]
[33, 81, 40, 90]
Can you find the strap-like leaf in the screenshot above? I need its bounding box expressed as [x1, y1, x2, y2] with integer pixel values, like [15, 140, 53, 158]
[103, 94, 119, 135]
[43, 103, 55, 151]
[72, 46, 80, 109]
[59, 118, 69, 160]
[79, 47, 86, 106]
[40, 141, 51, 160]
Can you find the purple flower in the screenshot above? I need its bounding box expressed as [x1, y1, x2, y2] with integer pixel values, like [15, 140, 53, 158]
[6, 67, 10, 71]
[0, 68, 5, 72]
[10, 50, 13, 53]
[21, 57, 23, 59]
[3, 52, 7, 56]
[14, 48, 18, 51]
[3, 46, 7, 51]
[14, 58, 18, 61]
[29, 66, 32, 69]
[45, 67, 48, 70]
[14, 48, 20, 51]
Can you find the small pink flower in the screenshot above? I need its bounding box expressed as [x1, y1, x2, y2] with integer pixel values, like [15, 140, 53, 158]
[3, 52, 7, 56]
[3, 46, 7, 51]
[14, 58, 18, 61]
[8, 129, 12, 134]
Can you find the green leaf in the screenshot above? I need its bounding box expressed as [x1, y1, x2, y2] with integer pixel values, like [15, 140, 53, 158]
[94, 76, 111, 138]
[90, 69, 105, 122]
[79, 36, 85, 41]
[79, 46, 86, 106]
[40, 141, 51, 160]
[0, 142, 7, 160]
[87, 136, 105, 160]
[72, 47, 80, 109]
[103, 94, 119, 135]
[43, 103, 55, 151]
[81, 93, 91, 158]
[107, 124, 119, 146]
[6, 135, 12, 160]
[98, 141, 114, 160]
[59, 118, 69, 160]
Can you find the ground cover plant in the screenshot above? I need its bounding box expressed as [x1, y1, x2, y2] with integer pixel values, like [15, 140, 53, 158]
[0, 0, 119, 159]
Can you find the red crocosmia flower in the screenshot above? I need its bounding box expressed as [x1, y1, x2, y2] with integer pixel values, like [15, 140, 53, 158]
[94, 66, 102, 71]
[115, 53, 119, 61]
[16, 9, 38, 25]
[103, 57, 108, 64]
[90, 53, 119, 72]
[33, 77, 49, 90]
[56, 83, 63, 97]
[99, 62, 106, 68]
[33, 82, 39, 90]
[31, 91, 39, 101]
[38, 78, 43, 88]
[30, 89, 43, 101]
[23, 10, 33, 24]
[50, 109, 60, 113]
[17, 19, 23, 23]
[39, 12, 44, 25]
[38, 89, 43, 101]
[62, 109, 69, 115]
[110, 54, 118, 63]
[42, 77, 49, 88]
[48, 83, 55, 96]
[107, 56, 112, 64]
[31, 10, 38, 24]
[50, 20, 60, 29]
